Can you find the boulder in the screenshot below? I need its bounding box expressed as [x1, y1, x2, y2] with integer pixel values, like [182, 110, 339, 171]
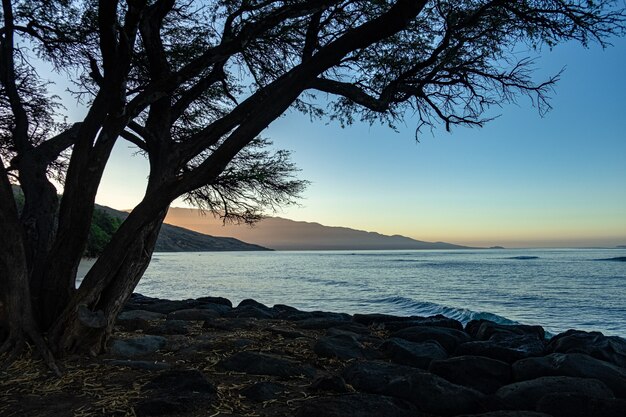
[381, 315, 464, 332]
[513, 352, 626, 397]
[268, 327, 308, 339]
[203, 317, 259, 331]
[109, 335, 167, 358]
[314, 334, 373, 360]
[118, 310, 166, 321]
[466, 320, 545, 341]
[240, 382, 286, 402]
[148, 320, 192, 336]
[455, 333, 545, 363]
[353, 313, 420, 326]
[380, 338, 447, 369]
[196, 296, 232, 307]
[295, 393, 418, 417]
[296, 317, 352, 329]
[546, 330, 626, 369]
[237, 298, 270, 309]
[309, 375, 351, 393]
[280, 310, 352, 323]
[429, 355, 511, 394]
[327, 322, 371, 335]
[342, 361, 485, 416]
[218, 351, 316, 378]
[130, 298, 205, 314]
[224, 305, 276, 319]
[391, 325, 471, 353]
[536, 392, 626, 417]
[116, 317, 152, 332]
[167, 308, 219, 321]
[495, 376, 614, 410]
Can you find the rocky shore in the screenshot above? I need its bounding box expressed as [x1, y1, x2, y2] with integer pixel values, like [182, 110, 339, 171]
[2, 293, 626, 417]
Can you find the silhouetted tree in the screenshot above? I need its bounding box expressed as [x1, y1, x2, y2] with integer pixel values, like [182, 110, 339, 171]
[0, 0, 623, 372]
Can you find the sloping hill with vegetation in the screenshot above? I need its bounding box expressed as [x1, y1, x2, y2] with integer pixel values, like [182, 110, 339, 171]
[98, 205, 270, 252]
[12, 186, 269, 255]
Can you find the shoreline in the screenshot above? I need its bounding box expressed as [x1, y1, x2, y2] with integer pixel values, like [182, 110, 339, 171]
[2, 293, 626, 417]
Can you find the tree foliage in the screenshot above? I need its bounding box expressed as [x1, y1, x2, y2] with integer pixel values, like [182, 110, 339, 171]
[0, 0, 624, 371]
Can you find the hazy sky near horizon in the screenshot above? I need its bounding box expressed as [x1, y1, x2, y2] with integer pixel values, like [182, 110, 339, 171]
[87, 39, 626, 248]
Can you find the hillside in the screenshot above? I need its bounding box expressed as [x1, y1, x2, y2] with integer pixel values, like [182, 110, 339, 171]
[165, 207, 474, 250]
[98, 205, 270, 252]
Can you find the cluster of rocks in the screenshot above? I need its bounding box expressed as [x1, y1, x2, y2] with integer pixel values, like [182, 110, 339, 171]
[110, 293, 626, 417]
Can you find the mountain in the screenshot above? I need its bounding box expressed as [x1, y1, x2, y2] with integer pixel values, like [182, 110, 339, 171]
[164, 207, 474, 250]
[98, 205, 270, 252]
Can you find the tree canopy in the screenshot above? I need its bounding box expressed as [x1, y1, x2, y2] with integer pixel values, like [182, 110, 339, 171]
[0, 0, 624, 372]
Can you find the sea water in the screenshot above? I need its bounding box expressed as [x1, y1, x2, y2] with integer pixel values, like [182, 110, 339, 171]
[129, 249, 626, 338]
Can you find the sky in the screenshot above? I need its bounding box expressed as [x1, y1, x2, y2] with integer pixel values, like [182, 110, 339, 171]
[86, 38, 626, 248]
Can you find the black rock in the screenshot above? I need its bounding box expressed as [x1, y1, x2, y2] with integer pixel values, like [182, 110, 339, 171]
[546, 330, 626, 369]
[196, 302, 232, 315]
[167, 308, 220, 321]
[429, 355, 512, 394]
[314, 334, 373, 360]
[196, 296, 232, 307]
[224, 305, 276, 319]
[309, 375, 351, 393]
[342, 361, 486, 416]
[295, 393, 418, 417]
[217, 351, 316, 378]
[352, 313, 418, 326]
[116, 317, 152, 332]
[380, 338, 447, 369]
[536, 392, 626, 417]
[130, 299, 204, 314]
[391, 325, 471, 353]
[237, 299, 270, 309]
[268, 326, 308, 339]
[455, 333, 545, 363]
[380, 315, 464, 332]
[118, 310, 166, 321]
[296, 317, 352, 329]
[240, 382, 286, 402]
[512, 352, 626, 398]
[203, 317, 259, 331]
[327, 322, 371, 335]
[149, 320, 192, 336]
[109, 335, 167, 358]
[466, 320, 545, 341]
[495, 376, 614, 410]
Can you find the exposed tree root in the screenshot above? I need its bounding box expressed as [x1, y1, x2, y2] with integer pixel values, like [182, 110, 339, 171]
[0, 330, 61, 377]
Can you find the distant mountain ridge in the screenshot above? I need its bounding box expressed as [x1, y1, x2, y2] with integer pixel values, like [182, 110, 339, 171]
[98, 205, 270, 252]
[164, 207, 475, 250]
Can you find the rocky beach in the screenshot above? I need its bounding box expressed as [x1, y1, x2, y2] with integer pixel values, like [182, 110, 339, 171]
[2, 293, 626, 417]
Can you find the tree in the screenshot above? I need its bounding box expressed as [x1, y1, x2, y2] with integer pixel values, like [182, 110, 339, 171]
[0, 0, 623, 371]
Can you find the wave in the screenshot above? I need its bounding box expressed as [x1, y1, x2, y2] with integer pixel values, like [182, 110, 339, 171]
[369, 295, 519, 327]
[594, 256, 626, 262]
[505, 256, 540, 260]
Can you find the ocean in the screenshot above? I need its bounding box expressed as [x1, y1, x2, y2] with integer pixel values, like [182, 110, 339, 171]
[115, 249, 625, 338]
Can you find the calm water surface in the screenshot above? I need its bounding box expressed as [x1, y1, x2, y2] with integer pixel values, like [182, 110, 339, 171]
[124, 249, 626, 337]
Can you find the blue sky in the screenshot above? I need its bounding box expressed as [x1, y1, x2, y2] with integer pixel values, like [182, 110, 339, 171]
[91, 37, 626, 248]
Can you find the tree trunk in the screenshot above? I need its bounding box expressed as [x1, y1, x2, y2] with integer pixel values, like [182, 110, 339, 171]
[16, 154, 62, 324]
[0, 163, 59, 374]
[49, 207, 168, 355]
